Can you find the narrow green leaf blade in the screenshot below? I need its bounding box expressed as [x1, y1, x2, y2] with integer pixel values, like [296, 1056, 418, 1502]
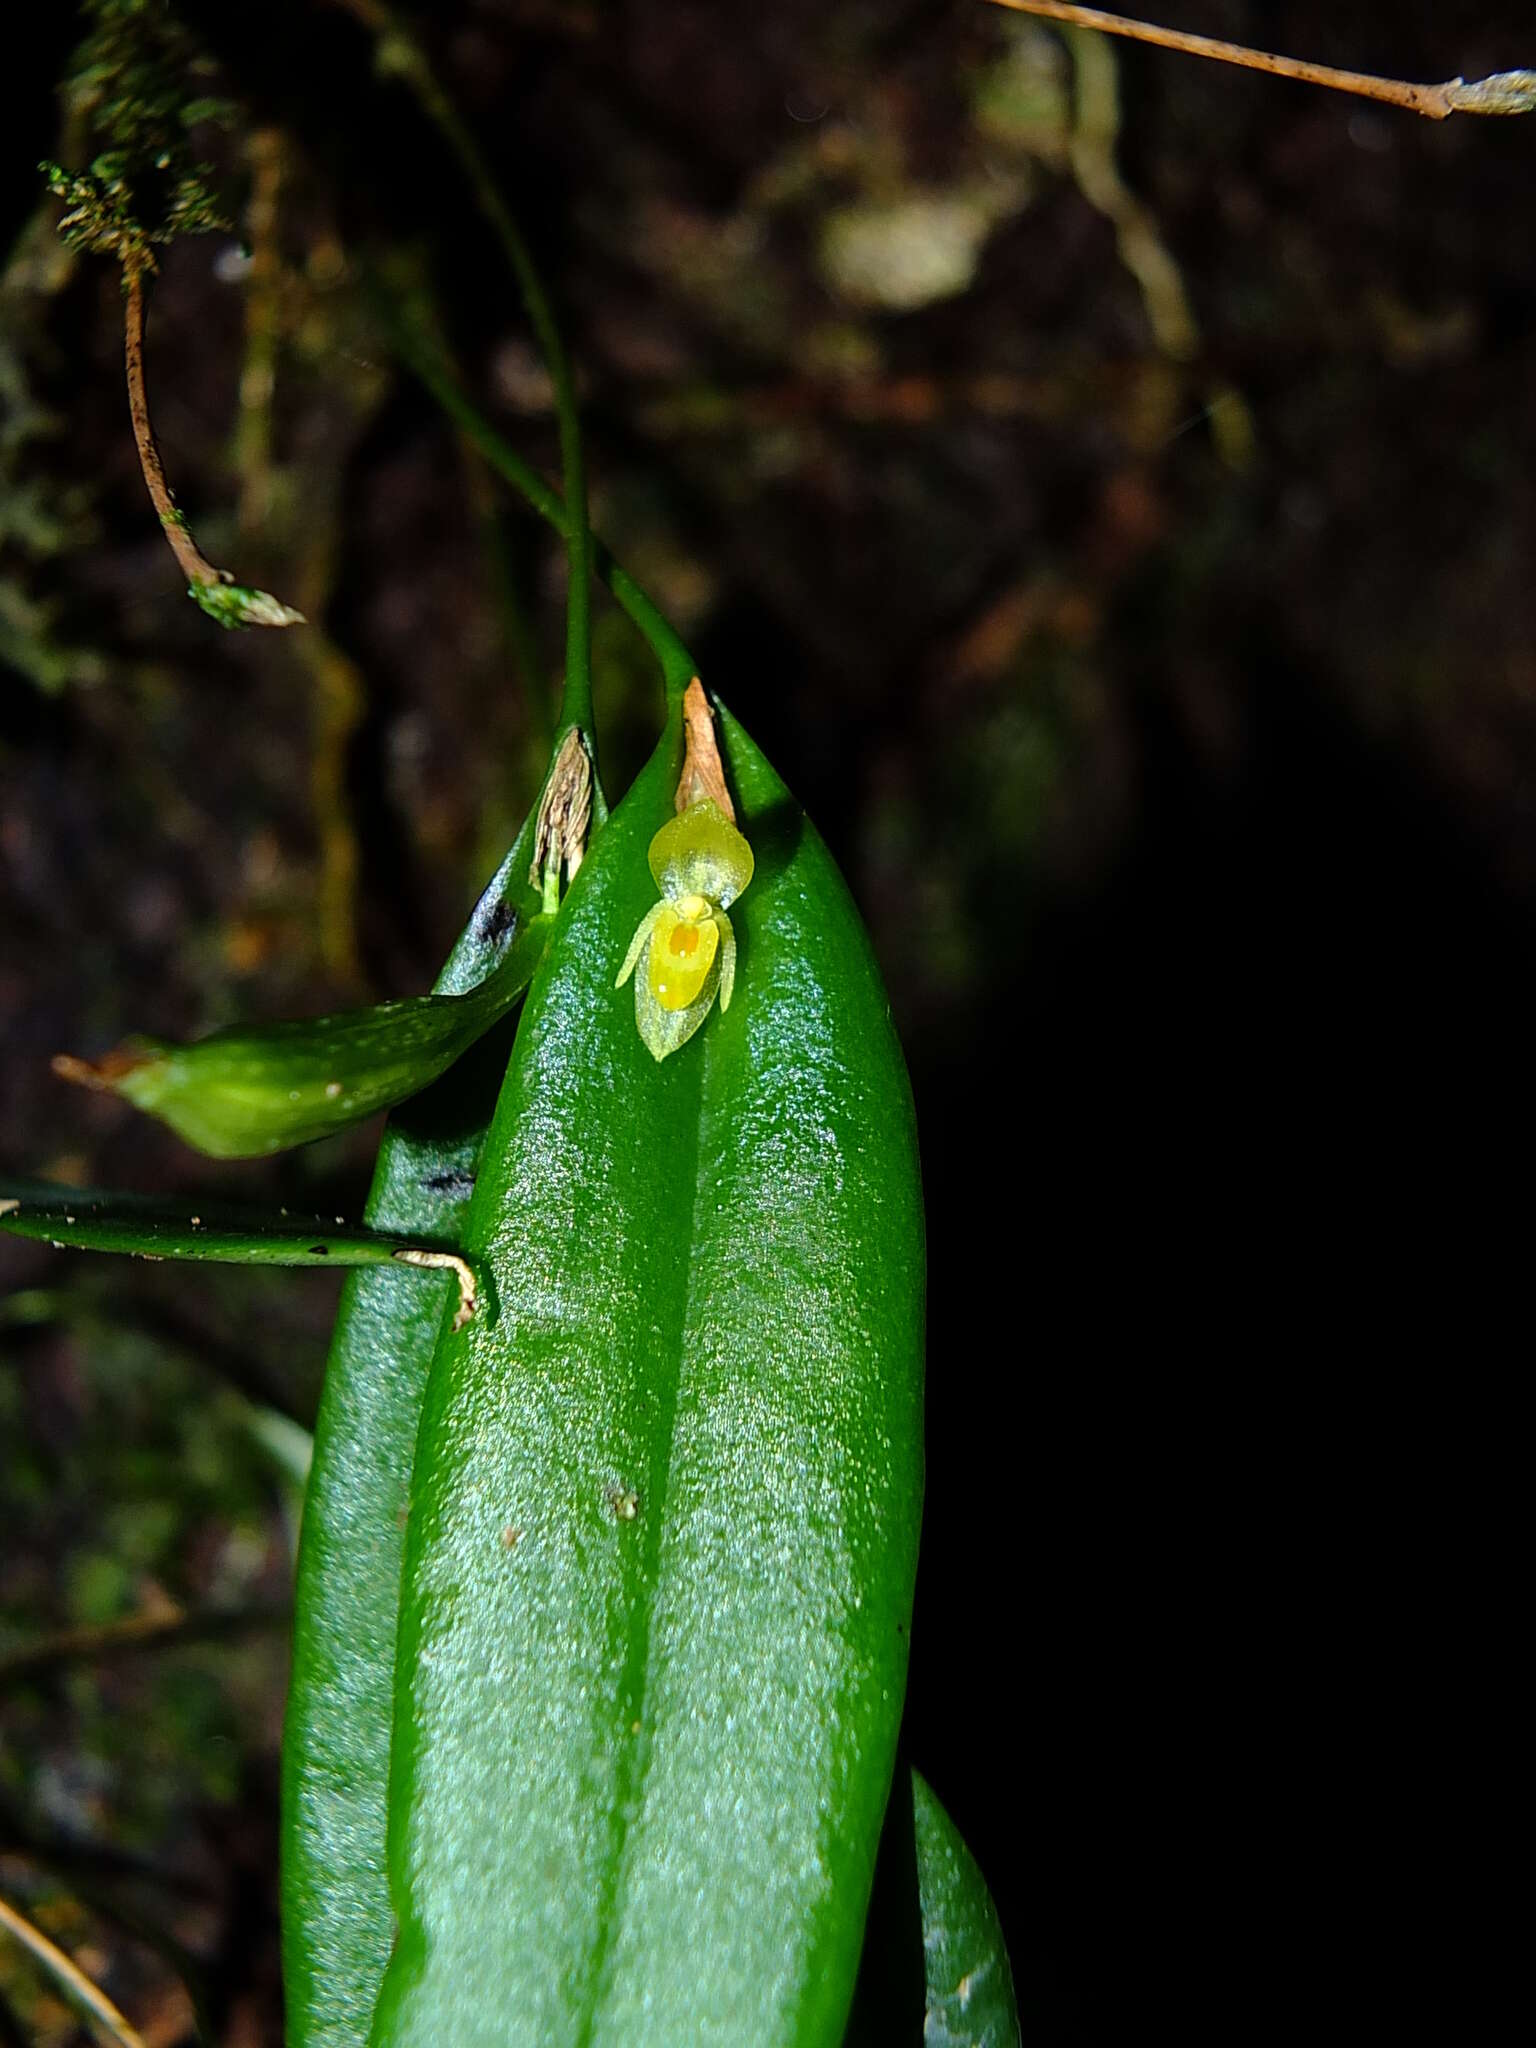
[281, 830, 547, 2048]
[370, 705, 925, 2047]
[0, 1184, 474, 1323]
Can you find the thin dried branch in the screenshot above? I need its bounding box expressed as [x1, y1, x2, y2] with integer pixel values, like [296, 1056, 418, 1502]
[983, 2, 1536, 120]
[123, 264, 304, 627]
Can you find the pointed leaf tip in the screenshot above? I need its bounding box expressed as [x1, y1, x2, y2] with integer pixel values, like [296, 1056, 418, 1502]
[49, 929, 550, 1160]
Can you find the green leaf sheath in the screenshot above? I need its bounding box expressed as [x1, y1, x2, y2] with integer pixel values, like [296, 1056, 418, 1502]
[282, 829, 547, 2048]
[79, 917, 549, 1159]
[369, 706, 925, 2048]
[911, 1772, 1022, 2048]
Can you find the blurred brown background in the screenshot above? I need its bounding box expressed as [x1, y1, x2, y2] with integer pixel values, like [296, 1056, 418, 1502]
[1, 4, 1527, 2041]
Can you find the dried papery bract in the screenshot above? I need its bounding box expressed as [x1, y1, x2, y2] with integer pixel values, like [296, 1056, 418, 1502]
[530, 725, 595, 909]
[676, 677, 737, 820]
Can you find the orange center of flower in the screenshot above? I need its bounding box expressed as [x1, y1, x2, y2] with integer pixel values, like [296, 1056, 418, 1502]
[669, 924, 701, 958]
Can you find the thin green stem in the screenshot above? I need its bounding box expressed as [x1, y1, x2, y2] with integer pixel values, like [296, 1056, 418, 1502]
[334, 0, 594, 731]
[384, 299, 698, 709]
[0, 1190, 483, 1331]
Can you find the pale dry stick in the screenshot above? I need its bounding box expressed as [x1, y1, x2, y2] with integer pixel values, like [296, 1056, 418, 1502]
[0, 1893, 149, 2048]
[392, 1248, 480, 1331]
[983, 1, 1536, 120]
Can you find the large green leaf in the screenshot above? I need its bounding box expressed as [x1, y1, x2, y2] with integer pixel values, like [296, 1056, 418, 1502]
[367, 703, 925, 2047]
[281, 826, 548, 2048]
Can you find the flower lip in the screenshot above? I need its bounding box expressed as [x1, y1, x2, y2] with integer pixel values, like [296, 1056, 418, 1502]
[648, 905, 720, 1010]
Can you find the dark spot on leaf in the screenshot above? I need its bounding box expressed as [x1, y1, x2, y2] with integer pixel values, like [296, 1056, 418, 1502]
[472, 893, 518, 947]
[422, 1168, 476, 1198]
[309, 1243, 328, 1256]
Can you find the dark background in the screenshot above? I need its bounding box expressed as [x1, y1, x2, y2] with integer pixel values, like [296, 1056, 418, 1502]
[1, 4, 1526, 2040]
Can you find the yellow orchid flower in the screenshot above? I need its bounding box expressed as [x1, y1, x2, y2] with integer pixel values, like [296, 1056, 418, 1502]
[616, 800, 755, 1060]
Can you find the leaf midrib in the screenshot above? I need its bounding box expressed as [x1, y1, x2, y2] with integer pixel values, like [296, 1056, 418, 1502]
[569, 962, 717, 2045]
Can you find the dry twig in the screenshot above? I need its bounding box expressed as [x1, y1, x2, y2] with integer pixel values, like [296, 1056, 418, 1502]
[983, 2, 1536, 120]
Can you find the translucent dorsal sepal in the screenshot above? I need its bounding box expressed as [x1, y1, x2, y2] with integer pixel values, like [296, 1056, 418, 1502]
[647, 801, 755, 908]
